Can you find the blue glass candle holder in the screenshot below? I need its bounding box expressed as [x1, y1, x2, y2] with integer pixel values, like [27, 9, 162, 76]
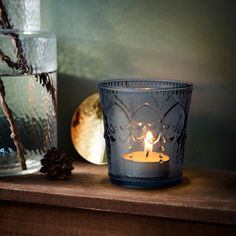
[98, 79, 193, 189]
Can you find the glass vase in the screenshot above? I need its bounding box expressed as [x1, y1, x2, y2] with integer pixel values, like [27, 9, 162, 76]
[0, 0, 57, 176]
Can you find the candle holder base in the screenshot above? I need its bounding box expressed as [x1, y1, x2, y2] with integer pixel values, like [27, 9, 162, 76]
[109, 174, 182, 189]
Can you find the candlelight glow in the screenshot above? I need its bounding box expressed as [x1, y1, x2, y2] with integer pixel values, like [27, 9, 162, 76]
[123, 129, 169, 163]
[144, 131, 153, 156]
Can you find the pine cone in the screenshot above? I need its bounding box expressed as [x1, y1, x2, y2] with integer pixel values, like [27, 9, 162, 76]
[40, 147, 74, 180]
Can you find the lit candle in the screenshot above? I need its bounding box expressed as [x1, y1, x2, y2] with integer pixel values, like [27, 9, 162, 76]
[122, 130, 170, 163]
[98, 79, 193, 188]
[145, 131, 153, 157]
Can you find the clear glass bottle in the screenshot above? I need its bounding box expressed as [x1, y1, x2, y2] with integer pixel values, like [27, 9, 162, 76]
[0, 0, 57, 176]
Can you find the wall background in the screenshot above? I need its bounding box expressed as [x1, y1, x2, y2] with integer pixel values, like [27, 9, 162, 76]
[41, 0, 236, 170]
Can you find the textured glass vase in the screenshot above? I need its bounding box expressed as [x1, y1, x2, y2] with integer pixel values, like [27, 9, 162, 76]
[0, 0, 57, 176]
[99, 80, 193, 188]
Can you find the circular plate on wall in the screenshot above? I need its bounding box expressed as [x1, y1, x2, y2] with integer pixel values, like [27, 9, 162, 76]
[71, 93, 107, 165]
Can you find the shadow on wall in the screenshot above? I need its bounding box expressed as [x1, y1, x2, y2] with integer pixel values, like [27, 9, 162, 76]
[185, 116, 236, 171]
[185, 84, 236, 171]
[57, 73, 99, 159]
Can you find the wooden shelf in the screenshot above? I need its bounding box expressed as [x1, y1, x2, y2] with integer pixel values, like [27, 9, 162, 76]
[0, 162, 236, 235]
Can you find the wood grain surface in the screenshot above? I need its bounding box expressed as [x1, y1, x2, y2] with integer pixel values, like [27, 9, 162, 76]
[0, 162, 236, 229]
[1, 201, 235, 236]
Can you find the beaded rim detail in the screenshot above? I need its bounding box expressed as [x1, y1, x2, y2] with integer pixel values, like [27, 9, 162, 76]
[98, 79, 193, 93]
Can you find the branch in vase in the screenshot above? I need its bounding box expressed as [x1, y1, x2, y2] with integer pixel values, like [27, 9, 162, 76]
[3, 32, 33, 74]
[0, 77, 27, 170]
[35, 73, 57, 112]
[0, 0, 12, 29]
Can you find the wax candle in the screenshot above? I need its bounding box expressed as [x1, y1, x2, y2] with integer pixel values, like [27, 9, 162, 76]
[123, 131, 169, 163]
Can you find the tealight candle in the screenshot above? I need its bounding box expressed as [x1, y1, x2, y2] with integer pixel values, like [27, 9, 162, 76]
[98, 79, 193, 188]
[123, 131, 169, 163]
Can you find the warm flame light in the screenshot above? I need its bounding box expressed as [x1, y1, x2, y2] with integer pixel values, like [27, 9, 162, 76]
[144, 131, 153, 157]
[123, 129, 170, 163]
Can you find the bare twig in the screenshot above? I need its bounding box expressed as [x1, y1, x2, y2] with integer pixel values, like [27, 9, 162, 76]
[3, 32, 33, 74]
[35, 73, 57, 112]
[0, 48, 16, 69]
[1, 0, 32, 74]
[0, 0, 12, 29]
[0, 78, 26, 170]
[0, 1, 57, 171]
[0, 0, 27, 170]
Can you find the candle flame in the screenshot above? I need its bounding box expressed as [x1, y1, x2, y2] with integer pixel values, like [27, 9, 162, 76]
[144, 131, 153, 156]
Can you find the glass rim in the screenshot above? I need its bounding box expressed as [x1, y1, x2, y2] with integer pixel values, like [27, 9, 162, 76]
[98, 79, 193, 92]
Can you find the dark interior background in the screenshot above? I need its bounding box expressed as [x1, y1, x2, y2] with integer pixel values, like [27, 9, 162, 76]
[41, 0, 236, 170]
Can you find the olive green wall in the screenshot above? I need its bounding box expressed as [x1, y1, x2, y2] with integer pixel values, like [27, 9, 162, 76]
[41, 0, 236, 170]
